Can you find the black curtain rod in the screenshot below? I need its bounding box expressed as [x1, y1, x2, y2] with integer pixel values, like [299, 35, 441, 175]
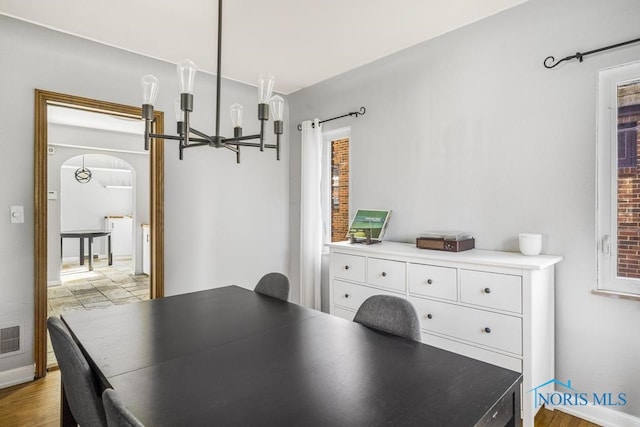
[297, 107, 366, 131]
[544, 36, 640, 69]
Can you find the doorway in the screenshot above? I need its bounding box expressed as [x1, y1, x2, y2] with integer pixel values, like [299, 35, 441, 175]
[49, 152, 146, 367]
[34, 90, 165, 378]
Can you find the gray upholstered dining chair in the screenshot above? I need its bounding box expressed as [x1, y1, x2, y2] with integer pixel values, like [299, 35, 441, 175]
[353, 295, 421, 342]
[103, 389, 145, 427]
[47, 316, 108, 427]
[254, 272, 290, 301]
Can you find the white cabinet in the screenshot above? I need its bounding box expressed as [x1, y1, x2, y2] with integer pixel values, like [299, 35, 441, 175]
[141, 224, 150, 275]
[105, 216, 133, 256]
[327, 241, 562, 427]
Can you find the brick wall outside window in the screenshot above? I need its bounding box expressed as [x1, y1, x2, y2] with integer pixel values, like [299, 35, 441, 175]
[331, 138, 349, 242]
[617, 82, 640, 278]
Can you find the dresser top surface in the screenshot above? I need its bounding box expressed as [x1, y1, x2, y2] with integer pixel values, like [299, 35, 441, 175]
[326, 241, 562, 270]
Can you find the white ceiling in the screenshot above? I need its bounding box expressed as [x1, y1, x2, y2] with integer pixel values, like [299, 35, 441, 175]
[0, 0, 528, 94]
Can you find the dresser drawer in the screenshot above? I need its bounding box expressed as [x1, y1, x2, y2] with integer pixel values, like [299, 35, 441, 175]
[332, 252, 365, 282]
[408, 263, 457, 301]
[460, 270, 522, 313]
[410, 297, 522, 355]
[333, 280, 399, 312]
[366, 257, 406, 292]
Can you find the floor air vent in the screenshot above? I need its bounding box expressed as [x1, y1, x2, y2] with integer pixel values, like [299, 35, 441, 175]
[0, 325, 20, 355]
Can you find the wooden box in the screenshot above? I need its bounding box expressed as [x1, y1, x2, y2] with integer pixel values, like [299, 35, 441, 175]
[416, 237, 475, 252]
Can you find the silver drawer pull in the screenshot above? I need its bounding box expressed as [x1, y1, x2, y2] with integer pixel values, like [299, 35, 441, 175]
[426, 279, 433, 285]
[483, 327, 491, 334]
[482, 287, 491, 294]
[381, 272, 387, 277]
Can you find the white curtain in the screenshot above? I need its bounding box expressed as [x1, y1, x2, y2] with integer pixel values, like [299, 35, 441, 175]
[300, 119, 323, 309]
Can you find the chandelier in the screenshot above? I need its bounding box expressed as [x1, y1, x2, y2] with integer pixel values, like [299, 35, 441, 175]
[140, 0, 284, 163]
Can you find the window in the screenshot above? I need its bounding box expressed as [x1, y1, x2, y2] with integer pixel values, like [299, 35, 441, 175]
[330, 138, 350, 242]
[597, 61, 640, 295]
[321, 128, 350, 244]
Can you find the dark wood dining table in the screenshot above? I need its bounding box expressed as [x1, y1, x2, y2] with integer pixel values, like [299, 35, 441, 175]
[60, 230, 112, 271]
[61, 285, 522, 426]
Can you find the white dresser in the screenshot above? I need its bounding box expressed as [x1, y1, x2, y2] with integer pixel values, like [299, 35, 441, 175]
[327, 241, 562, 427]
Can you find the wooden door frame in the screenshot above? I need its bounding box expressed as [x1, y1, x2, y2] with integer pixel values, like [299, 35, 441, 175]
[34, 89, 165, 378]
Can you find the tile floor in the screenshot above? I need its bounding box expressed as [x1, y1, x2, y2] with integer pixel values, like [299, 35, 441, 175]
[47, 256, 150, 367]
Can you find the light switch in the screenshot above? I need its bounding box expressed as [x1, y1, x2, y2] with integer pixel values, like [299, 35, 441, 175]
[10, 206, 24, 224]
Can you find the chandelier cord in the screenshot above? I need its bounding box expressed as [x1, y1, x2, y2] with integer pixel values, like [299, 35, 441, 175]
[215, 0, 223, 144]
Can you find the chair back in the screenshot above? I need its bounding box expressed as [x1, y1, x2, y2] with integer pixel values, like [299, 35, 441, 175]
[47, 316, 107, 427]
[353, 295, 421, 341]
[103, 389, 145, 427]
[254, 272, 290, 301]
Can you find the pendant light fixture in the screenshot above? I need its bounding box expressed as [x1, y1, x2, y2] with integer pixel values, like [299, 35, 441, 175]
[140, 0, 284, 163]
[74, 156, 92, 184]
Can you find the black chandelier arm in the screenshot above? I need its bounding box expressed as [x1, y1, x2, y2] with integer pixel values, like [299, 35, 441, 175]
[148, 131, 278, 149]
[182, 141, 210, 148]
[179, 141, 209, 160]
[148, 133, 183, 141]
[544, 36, 640, 69]
[225, 144, 239, 153]
[188, 127, 217, 145]
[224, 133, 263, 143]
[296, 106, 366, 131]
[231, 140, 277, 149]
[148, 133, 210, 144]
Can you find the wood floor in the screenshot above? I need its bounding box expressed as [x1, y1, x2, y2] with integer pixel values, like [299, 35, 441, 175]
[0, 369, 60, 427]
[0, 369, 601, 426]
[535, 406, 601, 427]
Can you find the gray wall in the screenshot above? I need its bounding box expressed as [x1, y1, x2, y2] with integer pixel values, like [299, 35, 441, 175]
[288, 0, 640, 418]
[0, 15, 289, 374]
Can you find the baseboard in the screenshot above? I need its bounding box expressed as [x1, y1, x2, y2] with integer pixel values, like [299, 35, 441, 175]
[0, 364, 34, 389]
[557, 404, 640, 427]
[62, 255, 105, 263]
[47, 280, 61, 287]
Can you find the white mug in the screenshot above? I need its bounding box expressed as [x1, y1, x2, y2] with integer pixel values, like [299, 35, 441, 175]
[519, 233, 542, 256]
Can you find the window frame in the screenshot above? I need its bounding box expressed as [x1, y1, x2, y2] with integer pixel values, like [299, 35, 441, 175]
[597, 61, 640, 295]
